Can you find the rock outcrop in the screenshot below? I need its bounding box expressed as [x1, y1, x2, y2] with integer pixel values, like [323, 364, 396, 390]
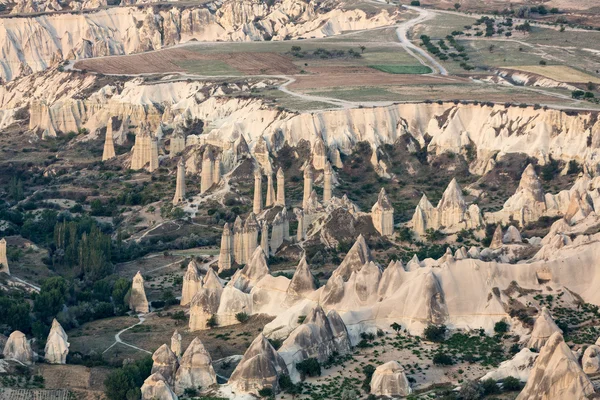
[172, 158, 186, 205]
[170, 127, 186, 156]
[517, 332, 594, 400]
[189, 270, 223, 331]
[141, 372, 178, 400]
[253, 170, 263, 215]
[582, 345, 600, 374]
[303, 165, 313, 210]
[229, 246, 269, 292]
[201, 147, 215, 194]
[410, 178, 483, 237]
[285, 257, 316, 302]
[218, 223, 234, 272]
[369, 361, 412, 397]
[0, 238, 8, 274]
[44, 319, 69, 364]
[371, 188, 394, 236]
[331, 234, 373, 281]
[151, 344, 180, 385]
[129, 271, 150, 313]
[229, 333, 288, 394]
[181, 260, 202, 306]
[270, 212, 284, 254]
[276, 168, 285, 206]
[174, 337, 217, 394]
[481, 348, 538, 382]
[171, 330, 182, 358]
[323, 161, 333, 202]
[102, 121, 116, 161]
[312, 136, 327, 170]
[233, 216, 244, 264]
[527, 307, 562, 351]
[278, 305, 351, 381]
[3, 331, 33, 364]
[243, 213, 259, 263]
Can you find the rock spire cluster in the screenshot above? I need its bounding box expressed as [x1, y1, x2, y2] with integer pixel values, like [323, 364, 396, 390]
[131, 130, 159, 172]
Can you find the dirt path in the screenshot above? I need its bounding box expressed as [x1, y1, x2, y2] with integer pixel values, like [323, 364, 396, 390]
[102, 314, 152, 355]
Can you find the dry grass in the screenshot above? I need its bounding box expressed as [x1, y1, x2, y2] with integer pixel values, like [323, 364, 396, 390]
[505, 65, 600, 83]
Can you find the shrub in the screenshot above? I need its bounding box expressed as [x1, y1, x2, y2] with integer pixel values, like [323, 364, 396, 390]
[459, 380, 484, 400]
[235, 312, 250, 323]
[424, 324, 447, 342]
[297, 358, 321, 380]
[433, 353, 454, 365]
[258, 387, 274, 398]
[502, 376, 523, 391]
[494, 320, 509, 334]
[482, 378, 501, 395]
[206, 315, 218, 328]
[410, 0, 420, 5]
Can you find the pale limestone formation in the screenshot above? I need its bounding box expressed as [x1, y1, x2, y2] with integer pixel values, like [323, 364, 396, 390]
[253, 170, 263, 215]
[490, 225, 504, 249]
[189, 271, 223, 331]
[582, 345, 600, 374]
[505, 225, 522, 243]
[181, 261, 202, 306]
[131, 131, 151, 170]
[330, 146, 343, 168]
[152, 344, 180, 385]
[141, 372, 178, 400]
[371, 188, 394, 236]
[253, 136, 270, 170]
[229, 334, 288, 394]
[281, 207, 290, 240]
[332, 234, 373, 281]
[172, 158, 186, 205]
[410, 178, 483, 237]
[102, 121, 116, 161]
[261, 221, 269, 256]
[370, 361, 412, 397]
[312, 136, 327, 170]
[517, 332, 594, 400]
[564, 191, 593, 224]
[243, 213, 259, 263]
[285, 257, 316, 302]
[170, 127, 185, 157]
[229, 246, 269, 292]
[213, 153, 221, 185]
[481, 348, 538, 382]
[216, 286, 253, 326]
[323, 161, 333, 202]
[270, 212, 284, 255]
[276, 168, 285, 206]
[0, 238, 9, 274]
[296, 209, 305, 241]
[218, 223, 234, 272]
[3, 331, 33, 364]
[279, 306, 351, 381]
[149, 137, 159, 172]
[265, 172, 275, 208]
[174, 337, 217, 394]
[233, 216, 245, 265]
[303, 165, 314, 210]
[129, 271, 149, 313]
[44, 319, 69, 364]
[200, 147, 214, 194]
[171, 330, 182, 358]
[528, 307, 563, 351]
[377, 261, 406, 300]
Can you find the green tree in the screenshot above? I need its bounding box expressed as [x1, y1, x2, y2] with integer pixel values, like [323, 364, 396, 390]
[112, 278, 131, 314]
[34, 276, 70, 324]
[104, 356, 152, 400]
[296, 358, 321, 380]
[424, 324, 447, 342]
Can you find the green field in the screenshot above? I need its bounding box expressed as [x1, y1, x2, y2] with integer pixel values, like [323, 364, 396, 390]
[369, 64, 432, 74]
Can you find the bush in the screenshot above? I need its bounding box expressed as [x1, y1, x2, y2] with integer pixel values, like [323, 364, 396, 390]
[410, 0, 420, 5]
[206, 315, 218, 328]
[258, 387, 274, 398]
[235, 312, 249, 323]
[482, 378, 501, 395]
[494, 320, 509, 334]
[502, 376, 523, 391]
[104, 357, 152, 400]
[459, 380, 484, 400]
[424, 324, 447, 342]
[296, 358, 321, 380]
[433, 353, 454, 365]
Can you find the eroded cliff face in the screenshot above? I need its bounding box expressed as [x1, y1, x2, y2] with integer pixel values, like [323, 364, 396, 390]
[0, 0, 396, 81]
[4, 71, 599, 172]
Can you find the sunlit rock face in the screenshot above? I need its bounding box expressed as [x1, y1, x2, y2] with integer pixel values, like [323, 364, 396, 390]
[44, 319, 69, 364]
[3, 331, 34, 364]
[370, 361, 412, 397]
[174, 337, 217, 394]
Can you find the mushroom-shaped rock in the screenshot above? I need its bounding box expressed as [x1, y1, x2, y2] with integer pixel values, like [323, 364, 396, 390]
[45, 319, 69, 364]
[174, 338, 217, 394]
[582, 345, 600, 374]
[229, 334, 288, 394]
[490, 225, 504, 249]
[3, 331, 33, 364]
[370, 361, 412, 397]
[527, 307, 562, 351]
[332, 234, 372, 281]
[503, 225, 522, 244]
[129, 271, 149, 313]
[152, 344, 180, 385]
[141, 372, 178, 400]
[481, 348, 538, 382]
[181, 261, 202, 306]
[171, 330, 182, 358]
[285, 256, 316, 302]
[517, 332, 594, 400]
